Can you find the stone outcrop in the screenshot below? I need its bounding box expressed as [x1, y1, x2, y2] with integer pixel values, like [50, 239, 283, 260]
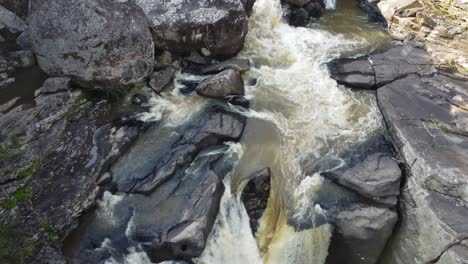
[241, 168, 271, 234]
[328, 44, 435, 89]
[378, 73, 468, 264]
[135, 0, 250, 57]
[0, 4, 27, 33]
[0, 78, 151, 263]
[69, 107, 246, 263]
[328, 44, 468, 264]
[361, 0, 468, 75]
[318, 136, 401, 264]
[29, 0, 154, 89]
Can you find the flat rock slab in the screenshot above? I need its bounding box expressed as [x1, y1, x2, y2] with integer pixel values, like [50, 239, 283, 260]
[328, 44, 435, 89]
[378, 73, 468, 263]
[149, 66, 176, 93]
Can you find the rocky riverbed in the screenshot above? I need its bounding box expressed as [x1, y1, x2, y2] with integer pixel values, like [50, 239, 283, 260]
[0, 0, 467, 264]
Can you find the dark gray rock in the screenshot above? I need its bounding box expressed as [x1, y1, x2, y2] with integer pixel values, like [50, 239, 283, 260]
[241, 0, 256, 15]
[288, 8, 310, 27]
[70, 107, 246, 263]
[283, 0, 311, 7]
[149, 66, 176, 93]
[117, 108, 246, 194]
[200, 58, 251, 75]
[196, 69, 244, 98]
[304, 1, 324, 18]
[1, 50, 36, 69]
[322, 152, 401, 206]
[359, 0, 387, 25]
[241, 168, 271, 234]
[328, 57, 376, 89]
[377, 73, 468, 264]
[29, 0, 154, 89]
[226, 95, 250, 108]
[328, 45, 435, 89]
[326, 204, 398, 264]
[34, 77, 71, 97]
[135, 0, 249, 57]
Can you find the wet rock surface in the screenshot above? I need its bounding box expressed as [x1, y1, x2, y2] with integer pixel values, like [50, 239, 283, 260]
[241, 168, 271, 234]
[69, 107, 246, 263]
[135, 0, 249, 57]
[29, 0, 154, 89]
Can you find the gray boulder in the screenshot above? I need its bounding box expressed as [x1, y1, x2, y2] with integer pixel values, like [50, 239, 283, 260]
[196, 69, 244, 98]
[327, 204, 398, 264]
[134, 0, 249, 57]
[283, 0, 311, 7]
[149, 66, 177, 93]
[377, 73, 468, 264]
[29, 0, 154, 89]
[241, 0, 256, 15]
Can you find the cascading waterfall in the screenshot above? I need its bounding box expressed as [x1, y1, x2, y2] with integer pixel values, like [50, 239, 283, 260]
[93, 0, 390, 263]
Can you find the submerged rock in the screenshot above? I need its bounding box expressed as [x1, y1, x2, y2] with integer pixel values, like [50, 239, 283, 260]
[196, 69, 244, 98]
[29, 0, 154, 89]
[241, 168, 271, 234]
[135, 0, 249, 57]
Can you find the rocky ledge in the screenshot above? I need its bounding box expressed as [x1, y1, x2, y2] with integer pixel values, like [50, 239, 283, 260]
[328, 43, 468, 264]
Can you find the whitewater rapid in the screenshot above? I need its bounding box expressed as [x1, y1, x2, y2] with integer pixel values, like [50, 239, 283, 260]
[98, 0, 390, 263]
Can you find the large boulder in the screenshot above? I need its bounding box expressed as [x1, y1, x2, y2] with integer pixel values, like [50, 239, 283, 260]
[29, 0, 154, 89]
[135, 0, 249, 57]
[377, 73, 468, 264]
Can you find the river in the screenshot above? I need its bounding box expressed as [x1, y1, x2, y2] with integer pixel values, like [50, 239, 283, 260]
[101, 0, 390, 263]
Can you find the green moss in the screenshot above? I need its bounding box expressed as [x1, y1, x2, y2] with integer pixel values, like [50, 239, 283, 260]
[40, 221, 58, 242]
[16, 163, 36, 180]
[3, 167, 13, 175]
[9, 135, 22, 149]
[0, 221, 33, 264]
[0, 144, 20, 159]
